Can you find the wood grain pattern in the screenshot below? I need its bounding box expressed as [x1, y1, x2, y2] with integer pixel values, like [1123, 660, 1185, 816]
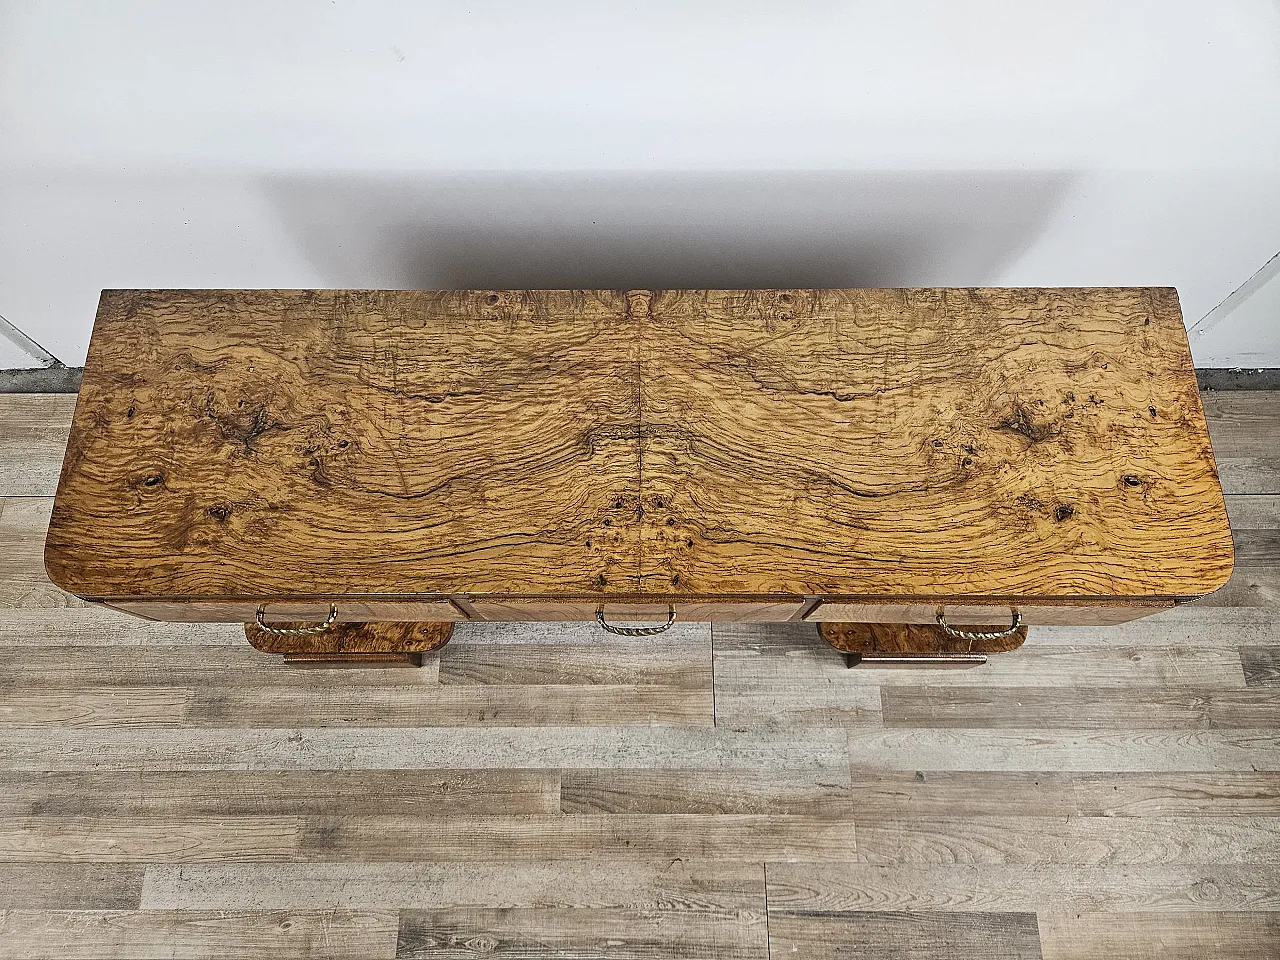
[880, 686, 1280, 729]
[765, 910, 1043, 960]
[0, 909, 398, 960]
[1226, 495, 1280, 564]
[0, 643, 445, 688]
[819, 621, 1028, 655]
[437, 640, 709, 687]
[1241, 646, 1280, 687]
[0, 815, 299, 862]
[0, 688, 190, 728]
[852, 815, 1280, 865]
[0, 727, 851, 772]
[0, 865, 144, 910]
[297, 813, 859, 862]
[45, 288, 1231, 620]
[637, 288, 1231, 599]
[559, 769, 854, 815]
[244, 619, 453, 655]
[1202, 390, 1280, 495]
[395, 907, 768, 960]
[0, 394, 76, 496]
[1202, 392, 1280, 460]
[840, 771, 1280, 818]
[1038, 911, 1280, 960]
[46, 289, 641, 600]
[839, 728, 1280, 772]
[3, 498, 86, 608]
[0, 770, 559, 818]
[765, 863, 1280, 912]
[183, 683, 711, 726]
[141, 861, 766, 911]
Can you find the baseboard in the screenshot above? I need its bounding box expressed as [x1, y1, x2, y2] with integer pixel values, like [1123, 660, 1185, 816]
[1196, 368, 1280, 391]
[0, 366, 84, 393]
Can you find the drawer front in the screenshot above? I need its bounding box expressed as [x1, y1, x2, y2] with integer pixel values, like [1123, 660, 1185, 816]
[803, 600, 1171, 627]
[468, 600, 804, 623]
[103, 599, 469, 624]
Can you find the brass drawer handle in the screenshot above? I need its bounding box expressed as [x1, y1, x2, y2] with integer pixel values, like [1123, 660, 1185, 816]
[255, 603, 339, 636]
[596, 606, 676, 637]
[936, 609, 1022, 641]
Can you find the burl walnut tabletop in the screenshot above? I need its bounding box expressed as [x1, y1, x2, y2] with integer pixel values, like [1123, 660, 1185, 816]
[46, 288, 1232, 614]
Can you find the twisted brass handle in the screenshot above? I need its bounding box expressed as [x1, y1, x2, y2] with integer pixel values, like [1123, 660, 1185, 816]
[596, 606, 676, 637]
[936, 610, 1022, 641]
[255, 603, 339, 636]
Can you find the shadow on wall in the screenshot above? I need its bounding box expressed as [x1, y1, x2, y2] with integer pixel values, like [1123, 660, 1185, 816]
[260, 171, 1077, 291]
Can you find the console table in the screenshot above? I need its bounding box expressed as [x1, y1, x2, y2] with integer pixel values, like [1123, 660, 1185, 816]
[45, 288, 1233, 667]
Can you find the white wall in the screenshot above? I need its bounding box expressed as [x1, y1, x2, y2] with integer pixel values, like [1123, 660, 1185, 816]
[2, 0, 1278, 366]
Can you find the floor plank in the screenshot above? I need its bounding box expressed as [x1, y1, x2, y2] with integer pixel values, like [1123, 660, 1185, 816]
[438, 637, 711, 687]
[0, 865, 143, 910]
[0, 909, 398, 959]
[1241, 646, 1280, 686]
[396, 907, 768, 959]
[766, 910, 1042, 960]
[853, 816, 1280, 865]
[1215, 456, 1280, 496]
[715, 636, 1252, 690]
[0, 727, 851, 772]
[765, 863, 1280, 912]
[0, 816, 299, 863]
[843, 771, 1280, 817]
[0, 688, 191, 728]
[1203, 393, 1280, 461]
[0, 770, 560, 818]
[1037, 911, 1280, 959]
[185, 682, 713, 727]
[0, 497, 84, 608]
[0, 394, 75, 497]
[880, 685, 1280, 729]
[0, 643, 443, 688]
[0, 607, 246, 646]
[1022, 606, 1280, 648]
[141, 861, 766, 911]
[1227, 495, 1280, 564]
[842, 728, 1280, 772]
[297, 814, 859, 862]
[560, 769, 853, 815]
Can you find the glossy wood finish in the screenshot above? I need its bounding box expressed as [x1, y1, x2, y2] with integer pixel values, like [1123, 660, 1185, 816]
[46, 290, 641, 600]
[245, 619, 453, 653]
[245, 618, 453, 668]
[45, 288, 1231, 624]
[637, 287, 1231, 600]
[4, 389, 1280, 960]
[818, 620, 1029, 655]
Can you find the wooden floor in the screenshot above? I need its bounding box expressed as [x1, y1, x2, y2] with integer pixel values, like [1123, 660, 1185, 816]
[1, 390, 1278, 959]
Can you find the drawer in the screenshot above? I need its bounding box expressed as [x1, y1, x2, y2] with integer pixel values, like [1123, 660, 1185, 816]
[103, 599, 469, 624]
[803, 600, 1171, 627]
[468, 600, 804, 623]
